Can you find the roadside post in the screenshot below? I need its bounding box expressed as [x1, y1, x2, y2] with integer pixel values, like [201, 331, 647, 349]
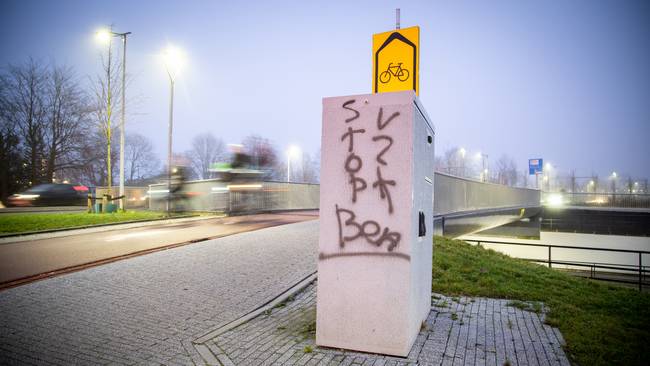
[316, 16, 435, 356]
[529, 158, 543, 189]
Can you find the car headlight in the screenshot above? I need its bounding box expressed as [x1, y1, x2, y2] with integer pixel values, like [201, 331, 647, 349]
[16, 194, 40, 199]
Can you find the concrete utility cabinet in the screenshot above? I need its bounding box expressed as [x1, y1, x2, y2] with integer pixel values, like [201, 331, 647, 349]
[316, 90, 435, 356]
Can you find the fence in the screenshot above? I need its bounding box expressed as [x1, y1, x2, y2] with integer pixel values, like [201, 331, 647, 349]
[542, 192, 650, 209]
[147, 180, 320, 213]
[434, 172, 540, 216]
[93, 186, 149, 209]
[464, 239, 650, 291]
[144, 172, 540, 215]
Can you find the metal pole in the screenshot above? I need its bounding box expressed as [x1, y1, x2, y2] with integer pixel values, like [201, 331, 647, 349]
[287, 156, 291, 182]
[106, 35, 113, 194]
[639, 252, 643, 291]
[166, 77, 174, 215]
[548, 246, 552, 268]
[119, 33, 128, 211]
[396, 8, 401, 30]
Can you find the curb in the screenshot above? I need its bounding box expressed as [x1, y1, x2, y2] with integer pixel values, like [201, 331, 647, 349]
[192, 271, 318, 365]
[0, 215, 222, 244]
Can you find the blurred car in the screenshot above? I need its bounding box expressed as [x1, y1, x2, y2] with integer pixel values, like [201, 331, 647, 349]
[6, 184, 89, 207]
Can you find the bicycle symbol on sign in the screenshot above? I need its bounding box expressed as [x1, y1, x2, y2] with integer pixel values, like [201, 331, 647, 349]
[379, 62, 410, 83]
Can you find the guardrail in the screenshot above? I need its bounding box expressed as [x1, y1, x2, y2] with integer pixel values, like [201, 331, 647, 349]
[542, 192, 650, 209]
[147, 180, 320, 213]
[463, 239, 650, 291]
[143, 172, 540, 216]
[434, 172, 540, 216]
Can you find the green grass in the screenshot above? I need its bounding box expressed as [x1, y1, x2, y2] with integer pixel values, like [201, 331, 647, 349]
[433, 236, 649, 366]
[0, 211, 171, 234]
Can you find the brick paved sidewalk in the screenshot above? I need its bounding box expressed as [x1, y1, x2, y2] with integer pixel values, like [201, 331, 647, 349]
[0, 220, 319, 365]
[199, 281, 570, 366]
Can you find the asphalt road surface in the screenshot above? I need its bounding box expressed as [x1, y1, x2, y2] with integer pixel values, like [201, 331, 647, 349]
[0, 211, 318, 286]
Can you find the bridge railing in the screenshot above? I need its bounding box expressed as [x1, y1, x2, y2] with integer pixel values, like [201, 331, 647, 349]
[542, 192, 650, 209]
[147, 180, 320, 213]
[433, 172, 540, 216]
[144, 172, 540, 215]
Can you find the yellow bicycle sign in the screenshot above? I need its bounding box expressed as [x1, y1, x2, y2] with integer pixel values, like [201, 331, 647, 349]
[372, 26, 419, 95]
[379, 62, 410, 83]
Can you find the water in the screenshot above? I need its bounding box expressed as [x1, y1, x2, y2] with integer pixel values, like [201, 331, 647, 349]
[458, 232, 650, 273]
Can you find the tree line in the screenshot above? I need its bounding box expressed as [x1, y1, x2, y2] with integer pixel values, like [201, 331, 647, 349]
[0, 58, 320, 202]
[183, 132, 320, 184]
[0, 58, 161, 201]
[434, 146, 524, 187]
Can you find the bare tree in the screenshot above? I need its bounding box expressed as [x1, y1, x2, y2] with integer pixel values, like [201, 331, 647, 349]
[186, 132, 226, 179]
[495, 154, 518, 186]
[59, 130, 118, 186]
[44, 65, 91, 182]
[0, 74, 24, 199]
[124, 133, 160, 184]
[297, 151, 319, 183]
[434, 155, 445, 173]
[241, 134, 280, 179]
[436, 147, 463, 176]
[90, 35, 122, 192]
[1, 59, 48, 186]
[242, 134, 278, 169]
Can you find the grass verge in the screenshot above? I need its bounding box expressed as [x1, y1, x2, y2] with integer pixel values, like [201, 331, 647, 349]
[0, 211, 171, 234]
[432, 236, 649, 366]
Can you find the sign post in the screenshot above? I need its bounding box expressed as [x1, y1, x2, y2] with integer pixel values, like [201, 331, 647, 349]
[529, 158, 543, 189]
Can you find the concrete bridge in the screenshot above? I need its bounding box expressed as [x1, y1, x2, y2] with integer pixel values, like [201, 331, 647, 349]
[145, 172, 541, 238]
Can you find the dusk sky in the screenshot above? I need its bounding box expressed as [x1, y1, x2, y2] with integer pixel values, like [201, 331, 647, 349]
[2, 0, 649, 180]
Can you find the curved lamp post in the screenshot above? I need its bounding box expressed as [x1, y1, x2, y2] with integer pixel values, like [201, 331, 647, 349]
[96, 28, 131, 210]
[162, 46, 185, 214]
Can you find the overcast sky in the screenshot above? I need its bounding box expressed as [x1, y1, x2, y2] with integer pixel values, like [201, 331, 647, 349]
[1, 0, 649, 180]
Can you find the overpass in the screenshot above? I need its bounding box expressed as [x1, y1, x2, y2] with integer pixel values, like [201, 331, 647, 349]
[144, 172, 541, 238]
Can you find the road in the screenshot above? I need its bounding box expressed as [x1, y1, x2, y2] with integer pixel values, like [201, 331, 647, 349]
[0, 219, 320, 365]
[0, 211, 318, 286]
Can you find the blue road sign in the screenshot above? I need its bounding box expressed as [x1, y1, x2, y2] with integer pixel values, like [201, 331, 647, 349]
[529, 158, 543, 175]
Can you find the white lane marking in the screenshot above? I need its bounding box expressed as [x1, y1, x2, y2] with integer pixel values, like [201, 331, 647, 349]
[105, 230, 171, 242]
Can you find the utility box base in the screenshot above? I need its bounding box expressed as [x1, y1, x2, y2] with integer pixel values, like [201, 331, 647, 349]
[316, 91, 435, 357]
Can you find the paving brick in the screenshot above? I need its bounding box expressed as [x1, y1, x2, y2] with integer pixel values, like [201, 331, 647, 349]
[201, 283, 570, 366]
[2, 219, 572, 366]
[0, 221, 319, 365]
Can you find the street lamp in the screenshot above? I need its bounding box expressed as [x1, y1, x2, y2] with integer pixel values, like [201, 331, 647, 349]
[476, 153, 488, 182]
[96, 28, 131, 210]
[545, 163, 553, 191]
[458, 147, 466, 177]
[286, 145, 301, 182]
[162, 45, 185, 214]
[610, 171, 617, 193]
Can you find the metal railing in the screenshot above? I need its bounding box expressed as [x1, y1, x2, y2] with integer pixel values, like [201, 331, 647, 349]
[463, 239, 650, 291]
[147, 180, 320, 213]
[143, 172, 540, 216]
[434, 172, 540, 216]
[94, 187, 149, 209]
[542, 192, 650, 209]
